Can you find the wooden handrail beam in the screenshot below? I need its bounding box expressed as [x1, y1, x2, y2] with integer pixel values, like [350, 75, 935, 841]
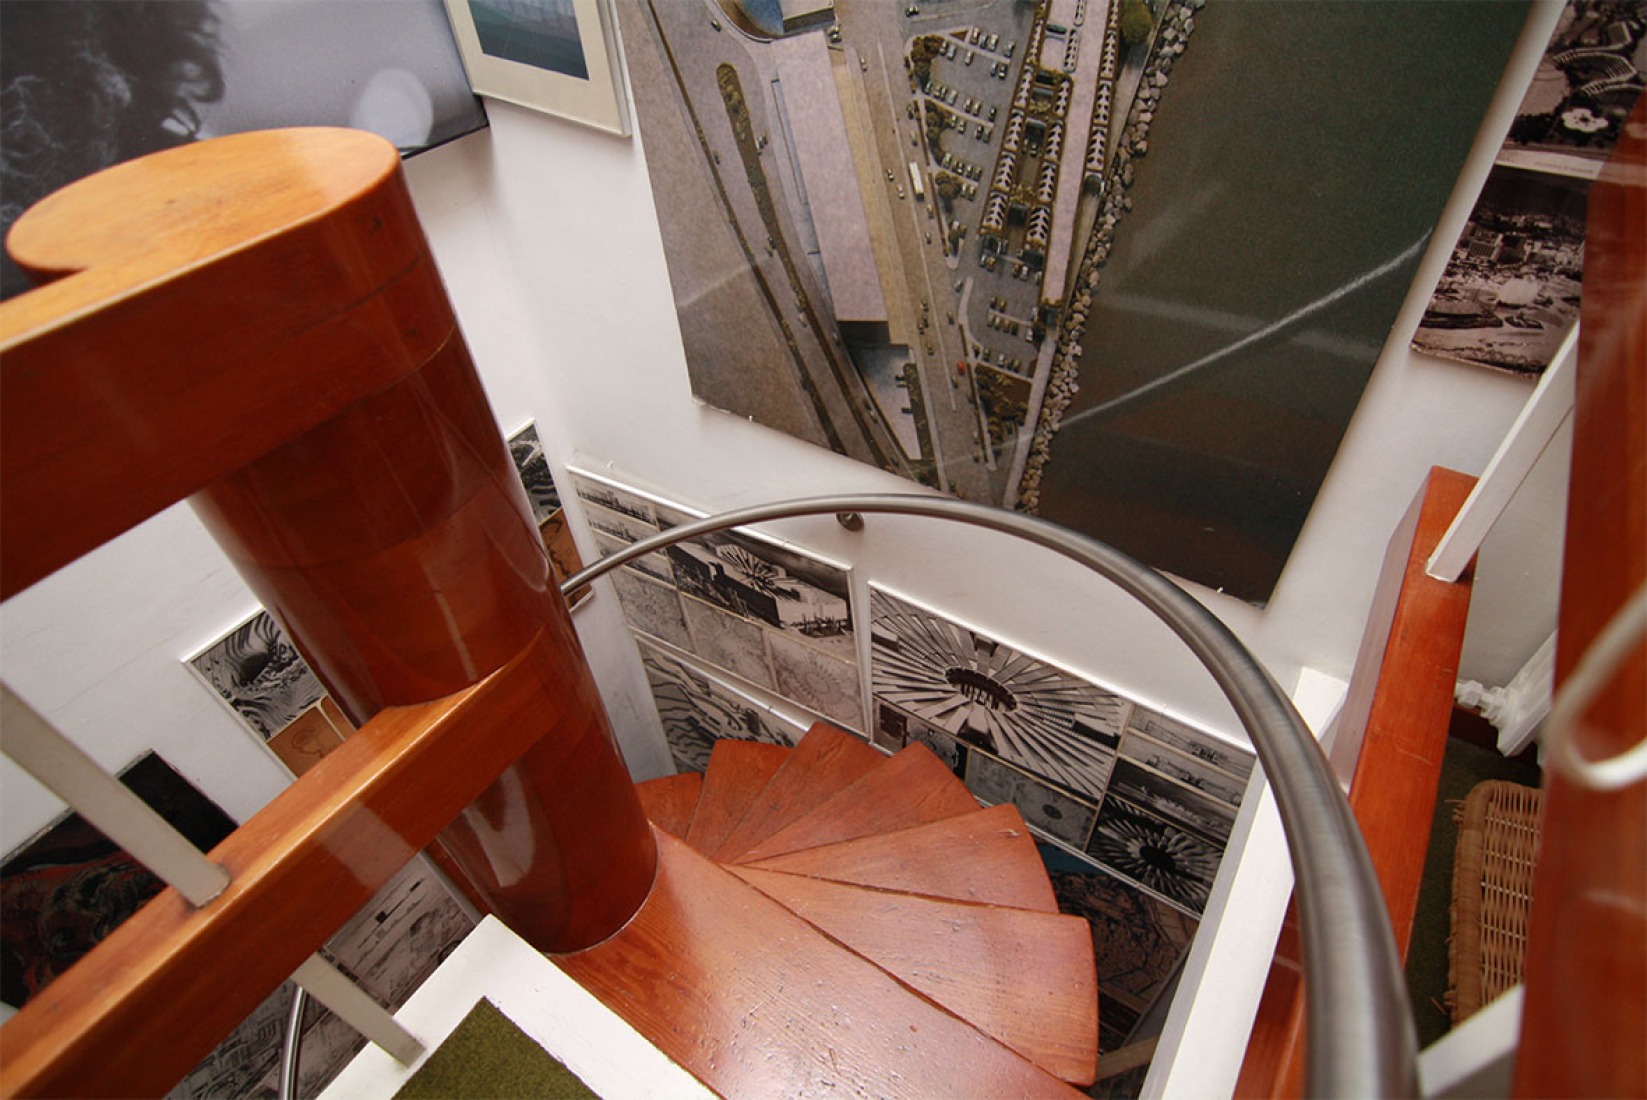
[0, 623, 572, 1098]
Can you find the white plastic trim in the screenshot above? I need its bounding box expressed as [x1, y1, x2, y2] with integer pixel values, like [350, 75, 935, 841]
[1427, 325, 1577, 584]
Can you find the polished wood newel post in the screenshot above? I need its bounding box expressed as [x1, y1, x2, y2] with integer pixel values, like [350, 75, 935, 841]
[2, 127, 656, 954]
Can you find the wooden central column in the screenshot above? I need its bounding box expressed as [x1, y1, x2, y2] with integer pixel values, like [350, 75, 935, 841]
[5, 127, 656, 953]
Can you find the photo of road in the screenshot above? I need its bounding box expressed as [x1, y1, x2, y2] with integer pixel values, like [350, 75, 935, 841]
[617, 0, 1130, 505]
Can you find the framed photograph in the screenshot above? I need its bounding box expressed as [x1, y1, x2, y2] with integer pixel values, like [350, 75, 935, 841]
[444, 0, 631, 136]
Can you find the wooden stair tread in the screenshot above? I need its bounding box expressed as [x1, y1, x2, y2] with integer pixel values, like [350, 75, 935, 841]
[733, 743, 980, 864]
[556, 828, 1085, 1099]
[635, 772, 702, 839]
[710, 723, 882, 862]
[685, 740, 791, 855]
[732, 866, 1098, 1086]
[743, 803, 1058, 913]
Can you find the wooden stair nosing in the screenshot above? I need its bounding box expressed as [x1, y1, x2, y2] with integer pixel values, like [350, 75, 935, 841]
[635, 771, 703, 840]
[732, 865, 1099, 1087]
[710, 723, 882, 863]
[555, 828, 1086, 1099]
[733, 742, 981, 865]
[684, 739, 791, 855]
[743, 803, 1059, 913]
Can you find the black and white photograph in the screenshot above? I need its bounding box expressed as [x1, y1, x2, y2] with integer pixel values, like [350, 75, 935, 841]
[188, 611, 325, 740]
[1501, 0, 1646, 172]
[507, 422, 560, 525]
[640, 642, 807, 773]
[610, 570, 692, 652]
[869, 585, 1125, 803]
[874, 703, 969, 780]
[1105, 760, 1237, 846]
[965, 751, 1099, 850]
[681, 598, 774, 690]
[1120, 728, 1250, 809]
[572, 472, 663, 527]
[1413, 164, 1588, 375]
[1124, 708, 1254, 783]
[1087, 797, 1222, 916]
[1042, 844, 1198, 1056]
[0, 0, 485, 302]
[591, 528, 676, 585]
[665, 531, 855, 662]
[768, 632, 864, 731]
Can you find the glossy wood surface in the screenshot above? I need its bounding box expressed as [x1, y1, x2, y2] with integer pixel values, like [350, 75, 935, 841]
[732, 867, 1099, 1085]
[1237, 468, 1475, 1098]
[712, 723, 883, 861]
[0, 625, 596, 1099]
[1514, 97, 1645, 1098]
[0, 129, 437, 599]
[556, 829, 1087, 1099]
[0, 128, 656, 1094]
[685, 740, 791, 854]
[746, 803, 1058, 912]
[636, 771, 704, 839]
[735, 743, 981, 863]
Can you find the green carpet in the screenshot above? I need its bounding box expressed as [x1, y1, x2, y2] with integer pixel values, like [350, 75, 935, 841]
[394, 999, 597, 1100]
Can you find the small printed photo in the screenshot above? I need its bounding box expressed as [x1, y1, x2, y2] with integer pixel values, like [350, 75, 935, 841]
[1106, 759, 1237, 845]
[572, 474, 659, 526]
[641, 642, 807, 772]
[1087, 797, 1223, 915]
[665, 530, 854, 660]
[870, 585, 1125, 802]
[610, 569, 693, 651]
[769, 631, 864, 731]
[681, 596, 775, 690]
[1413, 164, 1588, 376]
[507, 422, 560, 525]
[1120, 728, 1249, 808]
[965, 750, 1099, 850]
[1124, 707, 1253, 782]
[876, 702, 969, 779]
[592, 529, 675, 585]
[189, 611, 326, 740]
[1503, 0, 1646, 166]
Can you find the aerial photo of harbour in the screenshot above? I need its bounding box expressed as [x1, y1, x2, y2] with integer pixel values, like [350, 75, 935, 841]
[618, 0, 1525, 602]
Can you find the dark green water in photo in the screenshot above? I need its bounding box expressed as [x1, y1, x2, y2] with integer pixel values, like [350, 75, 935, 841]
[1038, 0, 1529, 603]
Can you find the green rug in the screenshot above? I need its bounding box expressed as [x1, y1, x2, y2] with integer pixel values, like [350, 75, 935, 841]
[394, 999, 597, 1100]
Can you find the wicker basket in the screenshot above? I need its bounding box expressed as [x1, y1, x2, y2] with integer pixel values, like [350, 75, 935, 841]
[1447, 779, 1542, 1024]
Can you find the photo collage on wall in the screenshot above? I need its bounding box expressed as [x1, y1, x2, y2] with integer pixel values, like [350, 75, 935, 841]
[1413, 0, 1645, 375]
[569, 468, 865, 749]
[869, 584, 1253, 922]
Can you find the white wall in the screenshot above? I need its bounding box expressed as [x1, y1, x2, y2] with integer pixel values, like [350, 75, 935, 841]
[0, 4, 1566, 898]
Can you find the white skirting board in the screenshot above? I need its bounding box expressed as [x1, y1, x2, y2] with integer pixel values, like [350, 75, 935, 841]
[320, 915, 714, 1100]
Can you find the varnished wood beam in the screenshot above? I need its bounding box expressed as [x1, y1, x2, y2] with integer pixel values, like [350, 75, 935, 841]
[1514, 94, 1645, 1099]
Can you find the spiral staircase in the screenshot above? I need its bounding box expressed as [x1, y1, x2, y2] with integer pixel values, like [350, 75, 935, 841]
[557, 722, 1099, 1098]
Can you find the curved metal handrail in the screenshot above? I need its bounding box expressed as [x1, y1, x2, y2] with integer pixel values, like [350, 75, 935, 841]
[560, 493, 1418, 1097]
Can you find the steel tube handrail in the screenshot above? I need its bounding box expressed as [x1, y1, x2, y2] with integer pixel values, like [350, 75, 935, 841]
[561, 493, 1418, 1098]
